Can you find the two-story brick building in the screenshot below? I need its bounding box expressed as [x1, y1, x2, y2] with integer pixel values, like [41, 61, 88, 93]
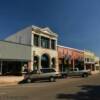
[57, 45, 84, 72]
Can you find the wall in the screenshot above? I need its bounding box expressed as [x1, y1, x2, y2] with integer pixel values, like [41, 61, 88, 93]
[5, 26, 32, 45]
[0, 41, 31, 61]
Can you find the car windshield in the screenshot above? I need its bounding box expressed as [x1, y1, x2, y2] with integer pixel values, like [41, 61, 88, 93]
[40, 69, 56, 73]
[30, 70, 37, 74]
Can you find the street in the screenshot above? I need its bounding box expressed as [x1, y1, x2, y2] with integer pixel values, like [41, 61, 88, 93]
[0, 74, 100, 100]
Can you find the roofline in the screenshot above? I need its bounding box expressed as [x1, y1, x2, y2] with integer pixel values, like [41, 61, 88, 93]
[57, 45, 84, 52]
[32, 25, 58, 37]
[0, 40, 32, 47]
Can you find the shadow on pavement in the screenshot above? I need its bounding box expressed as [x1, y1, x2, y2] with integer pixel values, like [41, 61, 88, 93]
[18, 79, 51, 84]
[56, 85, 100, 100]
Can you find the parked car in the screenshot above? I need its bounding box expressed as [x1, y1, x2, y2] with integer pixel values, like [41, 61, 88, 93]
[59, 68, 91, 78]
[67, 68, 91, 77]
[24, 68, 58, 83]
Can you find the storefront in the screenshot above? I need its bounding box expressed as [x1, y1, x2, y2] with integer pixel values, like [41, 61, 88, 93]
[0, 40, 31, 76]
[57, 45, 84, 72]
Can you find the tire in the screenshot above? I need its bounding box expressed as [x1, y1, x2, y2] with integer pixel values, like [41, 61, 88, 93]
[62, 74, 68, 78]
[27, 78, 32, 83]
[49, 77, 56, 82]
[82, 73, 88, 78]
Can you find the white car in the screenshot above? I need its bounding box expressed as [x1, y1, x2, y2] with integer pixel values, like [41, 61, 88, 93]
[24, 68, 58, 83]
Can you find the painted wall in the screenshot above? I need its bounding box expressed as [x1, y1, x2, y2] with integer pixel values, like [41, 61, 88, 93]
[5, 26, 32, 45]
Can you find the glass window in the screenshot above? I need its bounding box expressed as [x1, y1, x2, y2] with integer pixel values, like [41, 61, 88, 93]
[34, 34, 39, 46]
[50, 69, 56, 72]
[87, 58, 89, 62]
[51, 40, 56, 50]
[40, 69, 55, 73]
[41, 37, 50, 48]
[30, 70, 37, 74]
[40, 69, 49, 73]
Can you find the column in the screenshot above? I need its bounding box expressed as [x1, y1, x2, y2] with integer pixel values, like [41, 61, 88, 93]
[91, 64, 92, 71]
[0, 60, 2, 75]
[32, 33, 34, 46]
[72, 52, 75, 69]
[50, 57, 52, 68]
[28, 61, 32, 72]
[84, 64, 86, 70]
[49, 39, 51, 49]
[39, 35, 41, 47]
[72, 58, 75, 69]
[38, 56, 41, 70]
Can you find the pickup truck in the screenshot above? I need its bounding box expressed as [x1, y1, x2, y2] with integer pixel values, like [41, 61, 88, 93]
[59, 68, 91, 78]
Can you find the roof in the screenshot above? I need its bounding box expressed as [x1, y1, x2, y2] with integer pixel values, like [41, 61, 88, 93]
[32, 25, 58, 37]
[57, 45, 84, 52]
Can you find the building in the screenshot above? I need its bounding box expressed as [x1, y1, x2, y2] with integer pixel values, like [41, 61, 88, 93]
[5, 25, 59, 72]
[57, 45, 84, 72]
[84, 50, 100, 74]
[84, 50, 95, 71]
[0, 40, 31, 75]
[0, 25, 99, 76]
[94, 56, 100, 74]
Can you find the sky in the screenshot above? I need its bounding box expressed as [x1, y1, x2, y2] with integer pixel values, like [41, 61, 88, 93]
[0, 0, 100, 56]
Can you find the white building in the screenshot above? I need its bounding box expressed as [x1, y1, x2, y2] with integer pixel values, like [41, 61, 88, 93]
[5, 25, 59, 72]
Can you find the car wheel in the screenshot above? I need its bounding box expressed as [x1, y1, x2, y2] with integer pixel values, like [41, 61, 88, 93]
[49, 77, 56, 82]
[62, 74, 68, 78]
[27, 78, 32, 83]
[82, 73, 88, 77]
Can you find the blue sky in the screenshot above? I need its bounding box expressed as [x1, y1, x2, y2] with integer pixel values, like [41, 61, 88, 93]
[0, 0, 100, 56]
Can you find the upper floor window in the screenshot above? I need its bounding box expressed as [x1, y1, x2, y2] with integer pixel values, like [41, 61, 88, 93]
[41, 37, 50, 49]
[51, 39, 56, 50]
[34, 34, 39, 46]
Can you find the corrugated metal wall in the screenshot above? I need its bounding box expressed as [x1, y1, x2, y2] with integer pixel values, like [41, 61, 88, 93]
[0, 41, 31, 61]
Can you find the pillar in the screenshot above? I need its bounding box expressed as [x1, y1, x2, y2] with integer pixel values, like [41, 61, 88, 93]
[72, 58, 75, 69]
[39, 56, 41, 70]
[28, 61, 32, 72]
[84, 64, 86, 70]
[49, 39, 51, 49]
[0, 60, 2, 75]
[39, 35, 41, 47]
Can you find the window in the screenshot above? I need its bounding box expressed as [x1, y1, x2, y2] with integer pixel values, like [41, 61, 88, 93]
[34, 34, 39, 46]
[40, 69, 50, 73]
[87, 58, 89, 62]
[51, 40, 56, 50]
[41, 37, 50, 48]
[40, 69, 55, 73]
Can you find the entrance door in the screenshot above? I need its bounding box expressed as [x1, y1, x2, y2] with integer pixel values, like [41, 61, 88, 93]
[41, 54, 50, 68]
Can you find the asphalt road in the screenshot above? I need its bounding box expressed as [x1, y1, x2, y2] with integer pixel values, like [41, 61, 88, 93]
[0, 74, 100, 100]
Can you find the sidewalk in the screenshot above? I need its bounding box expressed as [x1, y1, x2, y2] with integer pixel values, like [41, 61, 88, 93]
[0, 76, 24, 86]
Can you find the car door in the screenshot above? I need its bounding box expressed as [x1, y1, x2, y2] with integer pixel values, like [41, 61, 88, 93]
[73, 69, 79, 76]
[39, 69, 48, 79]
[30, 70, 39, 80]
[68, 69, 74, 76]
